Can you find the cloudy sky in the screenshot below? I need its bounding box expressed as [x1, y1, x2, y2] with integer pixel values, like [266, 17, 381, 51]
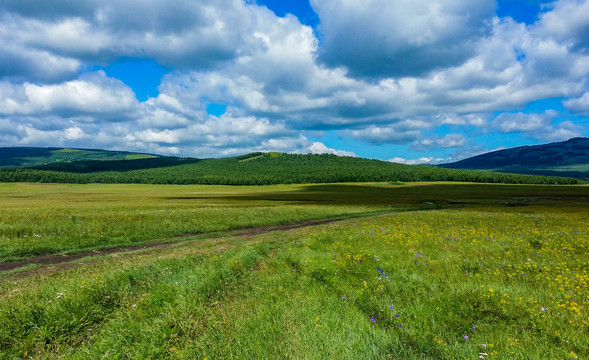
[1, 0, 588, 163]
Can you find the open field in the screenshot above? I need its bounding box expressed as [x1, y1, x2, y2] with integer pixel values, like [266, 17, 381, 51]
[1, 182, 587, 262]
[1, 183, 588, 359]
[0, 182, 394, 262]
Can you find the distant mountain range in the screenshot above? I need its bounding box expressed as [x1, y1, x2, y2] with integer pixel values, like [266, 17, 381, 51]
[440, 137, 589, 180]
[0, 145, 584, 185]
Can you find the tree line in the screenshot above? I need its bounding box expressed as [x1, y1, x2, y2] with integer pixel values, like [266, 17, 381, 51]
[0, 153, 583, 185]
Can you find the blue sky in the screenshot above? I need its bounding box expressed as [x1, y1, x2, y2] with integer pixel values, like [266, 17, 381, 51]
[1, 0, 588, 163]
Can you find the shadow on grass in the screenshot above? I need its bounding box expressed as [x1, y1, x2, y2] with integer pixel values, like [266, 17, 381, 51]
[163, 183, 589, 209]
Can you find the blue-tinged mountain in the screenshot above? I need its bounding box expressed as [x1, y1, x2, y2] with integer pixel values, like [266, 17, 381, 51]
[440, 137, 589, 180]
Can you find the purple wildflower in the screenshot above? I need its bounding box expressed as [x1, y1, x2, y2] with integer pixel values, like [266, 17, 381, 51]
[371, 317, 375, 323]
[464, 335, 469, 340]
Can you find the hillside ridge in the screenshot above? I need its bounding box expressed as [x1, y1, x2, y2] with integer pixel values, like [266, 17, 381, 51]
[440, 137, 589, 180]
[0, 147, 160, 168]
[0, 147, 583, 185]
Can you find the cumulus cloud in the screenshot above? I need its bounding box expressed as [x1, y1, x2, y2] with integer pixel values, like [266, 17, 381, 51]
[62, 126, 85, 141]
[563, 92, 589, 115]
[0, 45, 80, 83]
[0, 0, 587, 158]
[412, 134, 466, 150]
[437, 113, 488, 127]
[411, 16, 588, 114]
[536, 0, 589, 51]
[0, 0, 285, 82]
[0, 71, 138, 118]
[312, 0, 496, 78]
[308, 142, 356, 157]
[535, 120, 584, 142]
[165, 8, 588, 139]
[492, 110, 584, 141]
[492, 111, 555, 133]
[340, 121, 428, 145]
[123, 109, 307, 157]
[389, 156, 447, 165]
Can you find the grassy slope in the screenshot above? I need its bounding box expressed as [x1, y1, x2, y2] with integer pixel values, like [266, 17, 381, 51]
[0, 147, 159, 168]
[1, 183, 588, 359]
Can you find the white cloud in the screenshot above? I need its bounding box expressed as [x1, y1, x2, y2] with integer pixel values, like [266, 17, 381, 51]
[0, 71, 138, 118]
[411, 16, 588, 113]
[12, 16, 110, 56]
[312, 0, 496, 78]
[411, 134, 466, 150]
[438, 113, 488, 127]
[120, 111, 304, 157]
[0, 0, 285, 82]
[341, 124, 422, 145]
[16, 125, 64, 146]
[158, 7, 588, 141]
[563, 92, 589, 115]
[535, 120, 584, 142]
[536, 0, 589, 51]
[389, 156, 446, 165]
[0, 45, 80, 83]
[62, 126, 85, 141]
[0, 0, 588, 158]
[492, 110, 584, 141]
[133, 129, 178, 144]
[436, 134, 466, 148]
[308, 142, 356, 157]
[493, 111, 554, 133]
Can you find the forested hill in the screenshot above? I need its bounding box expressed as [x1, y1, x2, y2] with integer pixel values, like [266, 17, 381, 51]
[440, 137, 589, 180]
[0, 150, 583, 185]
[0, 147, 160, 168]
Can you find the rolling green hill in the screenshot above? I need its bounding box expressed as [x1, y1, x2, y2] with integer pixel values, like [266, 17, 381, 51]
[0, 149, 583, 185]
[440, 137, 589, 180]
[0, 147, 160, 168]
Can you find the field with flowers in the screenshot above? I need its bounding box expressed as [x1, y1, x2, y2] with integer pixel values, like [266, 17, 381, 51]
[1, 182, 588, 359]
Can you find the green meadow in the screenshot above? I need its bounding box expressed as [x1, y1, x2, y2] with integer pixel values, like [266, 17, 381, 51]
[0, 183, 383, 262]
[1, 183, 588, 359]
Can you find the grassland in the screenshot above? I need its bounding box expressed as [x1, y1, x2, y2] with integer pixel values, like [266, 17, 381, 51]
[1, 183, 588, 359]
[0, 183, 389, 262]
